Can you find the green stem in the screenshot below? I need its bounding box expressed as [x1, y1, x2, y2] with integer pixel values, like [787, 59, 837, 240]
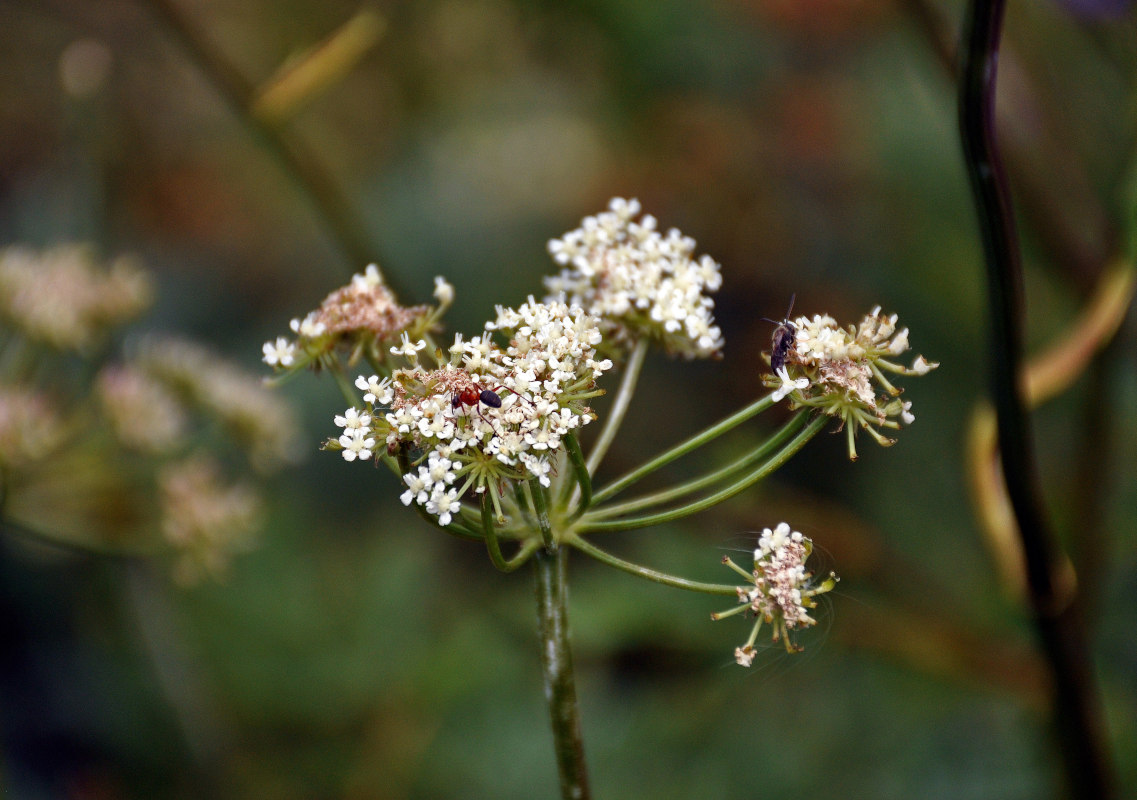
[0, 516, 157, 559]
[331, 367, 360, 408]
[529, 478, 556, 552]
[534, 547, 590, 800]
[578, 413, 826, 533]
[591, 393, 778, 505]
[569, 535, 739, 596]
[586, 410, 808, 521]
[585, 338, 649, 475]
[480, 496, 535, 572]
[562, 432, 592, 513]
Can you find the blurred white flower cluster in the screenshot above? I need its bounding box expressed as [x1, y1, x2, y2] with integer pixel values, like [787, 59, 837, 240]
[0, 244, 151, 352]
[138, 337, 302, 472]
[0, 243, 300, 585]
[159, 457, 261, 585]
[545, 197, 724, 359]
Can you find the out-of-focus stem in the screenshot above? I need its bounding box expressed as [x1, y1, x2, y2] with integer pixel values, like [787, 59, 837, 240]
[959, 3, 1115, 797]
[146, 0, 388, 283]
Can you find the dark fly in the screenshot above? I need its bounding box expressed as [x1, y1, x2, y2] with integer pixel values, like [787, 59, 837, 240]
[762, 294, 797, 372]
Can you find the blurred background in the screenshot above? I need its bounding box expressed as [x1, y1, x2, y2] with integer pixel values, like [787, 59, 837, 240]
[1, 0, 1135, 797]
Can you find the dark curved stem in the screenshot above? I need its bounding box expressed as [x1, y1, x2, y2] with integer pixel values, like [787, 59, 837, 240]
[534, 547, 590, 800]
[958, 3, 1115, 798]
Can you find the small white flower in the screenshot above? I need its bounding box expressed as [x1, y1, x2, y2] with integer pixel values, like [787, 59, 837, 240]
[400, 469, 430, 506]
[355, 374, 393, 405]
[354, 263, 384, 289]
[262, 336, 296, 367]
[910, 355, 937, 375]
[289, 312, 326, 339]
[426, 452, 456, 485]
[334, 407, 371, 431]
[900, 400, 915, 425]
[339, 429, 375, 461]
[771, 366, 809, 402]
[426, 486, 460, 526]
[433, 276, 454, 305]
[390, 331, 427, 358]
[888, 328, 910, 355]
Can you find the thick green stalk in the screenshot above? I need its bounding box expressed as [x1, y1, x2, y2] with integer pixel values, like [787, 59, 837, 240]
[534, 547, 590, 800]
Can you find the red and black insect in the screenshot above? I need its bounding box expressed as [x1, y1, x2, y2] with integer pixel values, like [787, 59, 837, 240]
[450, 383, 505, 437]
[452, 385, 503, 411]
[762, 295, 797, 372]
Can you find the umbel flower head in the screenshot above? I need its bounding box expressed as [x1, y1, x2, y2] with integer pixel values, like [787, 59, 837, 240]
[159, 456, 262, 586]
[135, 336, 303, 472]
[714, 522, 838, 665]
[544, 197, 724, 359]
[0, 244, 152, 352]
[263, 264, 451, 371]
[328, 297, 611, 526]
[765, 305, 938, 460]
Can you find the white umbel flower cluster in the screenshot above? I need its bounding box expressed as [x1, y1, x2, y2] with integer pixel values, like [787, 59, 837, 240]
[262, 264, 447, 372]
[765, 305, 938, 459]
[331, 298, 611, 526]
[544, 197, 724, 359]
[715, 522, 838, 665]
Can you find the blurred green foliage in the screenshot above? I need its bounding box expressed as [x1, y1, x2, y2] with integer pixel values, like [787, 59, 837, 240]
[1, 0, 1135, 797]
